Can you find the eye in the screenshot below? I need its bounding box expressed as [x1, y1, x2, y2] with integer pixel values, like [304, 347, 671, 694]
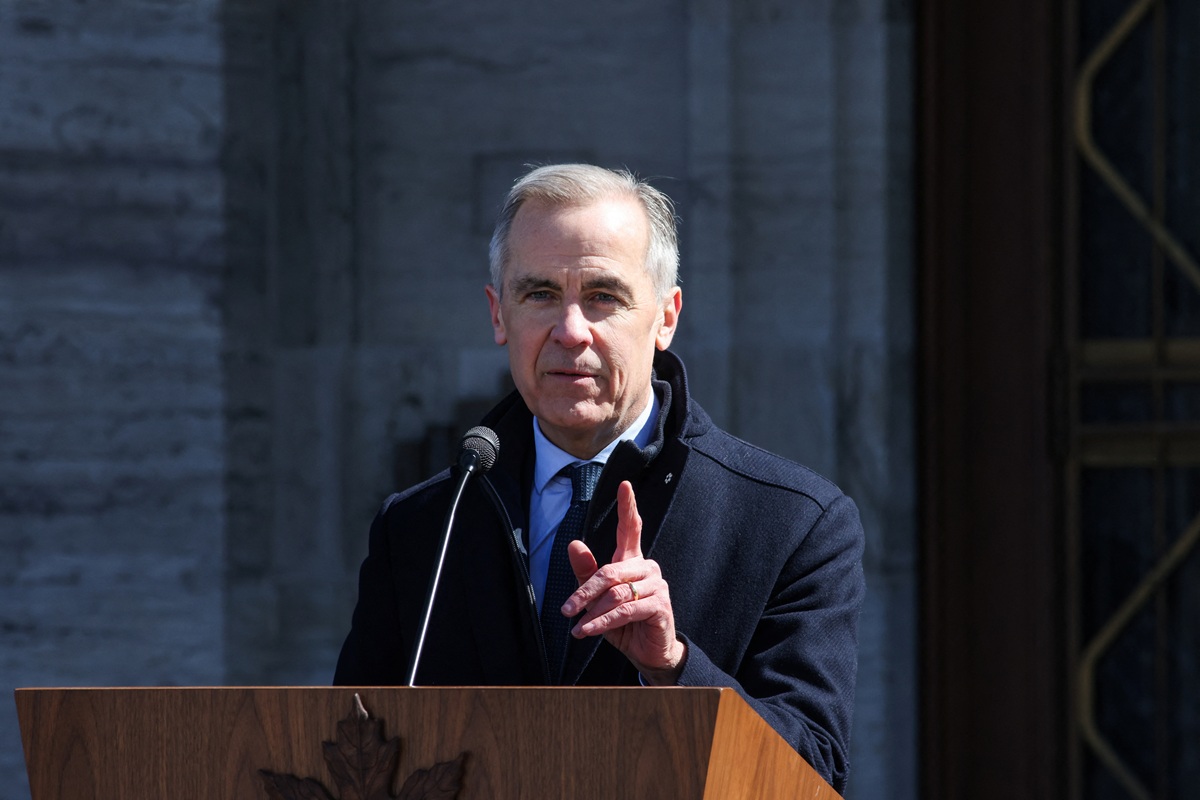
[591, 292, 620, 305]
[525, 289, 554, 302]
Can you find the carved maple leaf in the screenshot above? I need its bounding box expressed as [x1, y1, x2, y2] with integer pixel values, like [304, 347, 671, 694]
[260, 770, 334, 800]
[396, 755, 467, 800]
[321, 705, 402, 800]
[259, 695, 466, 800]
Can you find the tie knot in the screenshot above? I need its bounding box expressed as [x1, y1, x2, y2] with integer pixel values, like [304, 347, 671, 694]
[568, 461, 604, 504]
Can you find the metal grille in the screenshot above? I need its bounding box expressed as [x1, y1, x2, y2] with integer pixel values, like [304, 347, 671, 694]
[1069, 0, 1200, 797]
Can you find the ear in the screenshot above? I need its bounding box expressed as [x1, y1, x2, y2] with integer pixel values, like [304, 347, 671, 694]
[486, 284, 507, 346]
[654, 287, 682, 350]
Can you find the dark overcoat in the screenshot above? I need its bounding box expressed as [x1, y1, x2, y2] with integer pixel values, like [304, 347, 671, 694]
[334, 350, 865, 792]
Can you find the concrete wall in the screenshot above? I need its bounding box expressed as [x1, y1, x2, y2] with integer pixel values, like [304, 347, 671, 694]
[0, 3, 228, 796]
[0, 2, 915, 797]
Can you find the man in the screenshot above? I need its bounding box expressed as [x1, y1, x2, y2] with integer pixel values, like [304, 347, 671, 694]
[334, 164, 864, 792]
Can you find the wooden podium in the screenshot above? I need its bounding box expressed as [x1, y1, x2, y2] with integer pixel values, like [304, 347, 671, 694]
[16, 686, 841, 799]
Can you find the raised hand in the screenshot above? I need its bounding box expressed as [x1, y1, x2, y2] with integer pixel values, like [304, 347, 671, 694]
[563, 480, 686, 684]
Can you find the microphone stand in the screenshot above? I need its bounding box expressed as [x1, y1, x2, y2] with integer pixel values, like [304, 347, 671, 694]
[406, 443, 490, 687]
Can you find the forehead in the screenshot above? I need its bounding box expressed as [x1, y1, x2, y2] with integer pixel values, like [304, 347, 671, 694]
[504, 197, 651, 284]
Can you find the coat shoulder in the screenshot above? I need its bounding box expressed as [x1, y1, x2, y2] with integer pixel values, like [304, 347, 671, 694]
[378, 467, 453, 518]
[685, 426, 847, 510]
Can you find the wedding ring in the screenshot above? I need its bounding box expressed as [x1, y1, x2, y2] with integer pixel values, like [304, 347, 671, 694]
[628, 581, 640, 602]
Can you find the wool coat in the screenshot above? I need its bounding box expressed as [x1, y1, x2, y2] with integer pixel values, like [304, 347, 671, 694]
[334, 350, 865, 792]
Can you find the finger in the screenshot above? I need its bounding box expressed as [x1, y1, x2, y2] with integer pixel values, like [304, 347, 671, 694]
[612, 480, 643, 562]
[566, 539, 598, 587]
[570, 580, 643, 627]
[573, 592, 658, 638]
[562, 561, 642, 616]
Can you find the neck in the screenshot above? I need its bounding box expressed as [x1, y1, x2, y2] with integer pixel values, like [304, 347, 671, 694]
[538, 391, 654, 461]
[540, 421, 631, 461]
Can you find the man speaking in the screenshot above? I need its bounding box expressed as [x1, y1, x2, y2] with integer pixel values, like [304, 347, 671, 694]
[334, 163, 865, 792]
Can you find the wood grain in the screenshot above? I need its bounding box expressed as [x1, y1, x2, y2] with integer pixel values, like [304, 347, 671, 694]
[15, 686, 840, 800]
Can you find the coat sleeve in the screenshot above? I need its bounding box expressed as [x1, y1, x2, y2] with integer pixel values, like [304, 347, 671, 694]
[333, 496, 409, 686]
[673, 492, 864, 795]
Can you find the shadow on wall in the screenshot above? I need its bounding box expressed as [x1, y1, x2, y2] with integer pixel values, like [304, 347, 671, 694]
[393, 378, 516, 493]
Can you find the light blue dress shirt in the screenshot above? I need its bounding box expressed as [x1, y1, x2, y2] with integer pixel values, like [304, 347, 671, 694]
[528, 391, 661, 613]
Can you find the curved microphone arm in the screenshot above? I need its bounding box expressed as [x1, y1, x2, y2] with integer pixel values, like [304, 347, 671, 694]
[406, 428, 499, 686]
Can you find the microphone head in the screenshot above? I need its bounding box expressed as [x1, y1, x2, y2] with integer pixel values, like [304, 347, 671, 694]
[459, 426, 500, 473]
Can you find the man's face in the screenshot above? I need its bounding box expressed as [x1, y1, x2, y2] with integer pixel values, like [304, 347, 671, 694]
[486, 196, 682, 459]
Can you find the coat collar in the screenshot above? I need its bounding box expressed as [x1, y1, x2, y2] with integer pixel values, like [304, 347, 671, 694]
[474, 349, 699, 685]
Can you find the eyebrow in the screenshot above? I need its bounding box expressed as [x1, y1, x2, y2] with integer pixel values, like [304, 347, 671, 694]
[582, 274, 635, 297]
[508, 275, 560, 296]
[507, 273, 635, 298]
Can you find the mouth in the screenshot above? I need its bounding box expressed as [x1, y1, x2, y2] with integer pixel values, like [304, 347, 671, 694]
[545, 367, 600, 380]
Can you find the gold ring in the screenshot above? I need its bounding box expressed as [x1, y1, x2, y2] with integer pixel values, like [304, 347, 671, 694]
[628, 581, 640, 602]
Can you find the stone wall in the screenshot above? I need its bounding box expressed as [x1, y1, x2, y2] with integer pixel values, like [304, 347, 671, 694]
[0, 2, 227, 796]
[0, 2, 916, 798]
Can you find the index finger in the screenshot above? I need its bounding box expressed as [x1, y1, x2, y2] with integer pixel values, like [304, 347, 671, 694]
[612, 480, 643, 562]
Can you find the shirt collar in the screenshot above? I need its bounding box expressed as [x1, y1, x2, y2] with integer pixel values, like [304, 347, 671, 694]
[531, 389, 661, 494]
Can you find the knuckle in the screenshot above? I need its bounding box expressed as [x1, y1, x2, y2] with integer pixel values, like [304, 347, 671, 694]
[596, 564, 622, 583]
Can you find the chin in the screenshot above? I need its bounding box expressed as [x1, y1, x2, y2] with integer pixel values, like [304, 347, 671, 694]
[544, 405, 605, 428]
[537, 402, 614, 432]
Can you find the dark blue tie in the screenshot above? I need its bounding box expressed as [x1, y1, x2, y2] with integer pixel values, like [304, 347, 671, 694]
[540, 461, 604, 682]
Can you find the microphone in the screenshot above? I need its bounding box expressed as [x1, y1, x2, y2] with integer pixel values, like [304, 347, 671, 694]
[406, 426, 500, 686]
[458, 426, 500, 474]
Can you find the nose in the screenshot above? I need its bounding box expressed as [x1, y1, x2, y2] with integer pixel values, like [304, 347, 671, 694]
[552, 302, 593, 348]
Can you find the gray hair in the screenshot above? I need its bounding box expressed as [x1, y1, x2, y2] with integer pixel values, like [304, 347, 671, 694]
[488, 164, 680, 300]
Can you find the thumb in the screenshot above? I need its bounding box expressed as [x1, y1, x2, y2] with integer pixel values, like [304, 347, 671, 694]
[567, 539, 599, 587]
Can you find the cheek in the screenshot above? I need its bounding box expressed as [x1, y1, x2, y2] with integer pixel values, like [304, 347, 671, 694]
[511, 331, 545, 373]
[612, 336, 658, 385]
